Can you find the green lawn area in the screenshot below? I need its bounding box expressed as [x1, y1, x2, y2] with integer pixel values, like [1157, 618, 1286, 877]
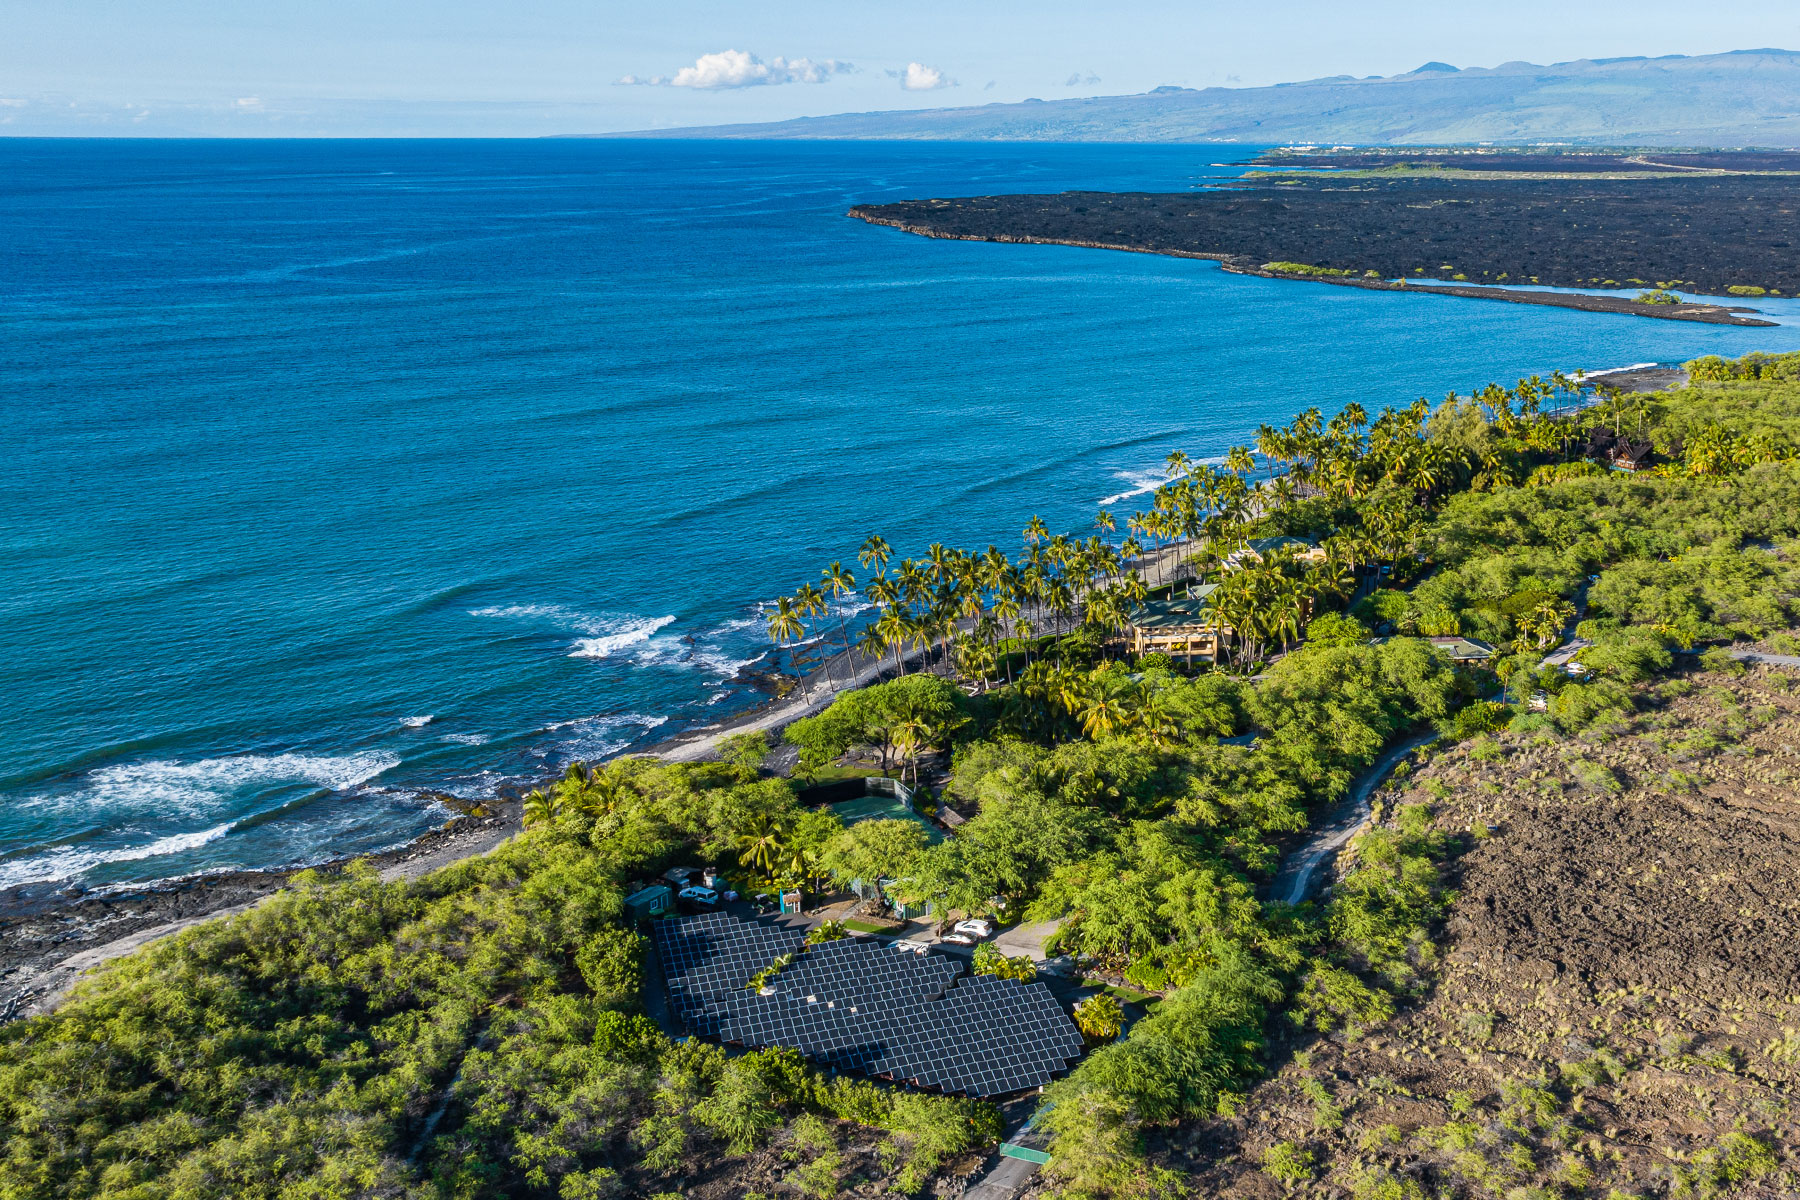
[1099, 983, 1156, 1008]
[843, 919, 889, 934]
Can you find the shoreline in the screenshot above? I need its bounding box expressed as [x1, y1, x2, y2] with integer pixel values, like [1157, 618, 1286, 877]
[0, 808, 518, 1021]
[847, 211, 1780, 328]
[0, 354, 1692, 1019]
[0, 642, 917, 1020]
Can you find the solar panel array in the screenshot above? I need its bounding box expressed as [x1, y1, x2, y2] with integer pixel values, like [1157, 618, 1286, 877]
[653, 910, 1085, 1098]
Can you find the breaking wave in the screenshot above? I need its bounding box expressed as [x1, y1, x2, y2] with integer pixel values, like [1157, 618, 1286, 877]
[469, 604, 678, 660]
[23, 752, 401, 819]
[0, 821, 237, 889]
[571, 615, 677, 659]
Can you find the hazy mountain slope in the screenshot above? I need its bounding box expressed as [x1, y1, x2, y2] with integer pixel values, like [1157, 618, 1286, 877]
[598, 49, 1800, 145]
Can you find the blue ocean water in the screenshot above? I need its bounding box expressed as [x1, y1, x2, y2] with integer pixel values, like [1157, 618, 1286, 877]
[5, 138, 1799, 891]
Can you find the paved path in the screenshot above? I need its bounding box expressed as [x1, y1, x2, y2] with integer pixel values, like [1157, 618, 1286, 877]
[1733, 650, 1800, 667]
[963, 1154, 1041, 1200]
[991, 918, 1064, 964]
[1269, 731, 1440, 907]
[1263, 647, 1796, 913]
[651, 652, 900, 763]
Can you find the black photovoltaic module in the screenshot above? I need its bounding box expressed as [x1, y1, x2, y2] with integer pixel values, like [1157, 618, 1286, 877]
[651, 911, 1085, 1098]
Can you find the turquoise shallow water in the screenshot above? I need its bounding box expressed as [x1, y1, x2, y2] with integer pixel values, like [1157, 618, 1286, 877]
[5, 138, 1799, 890]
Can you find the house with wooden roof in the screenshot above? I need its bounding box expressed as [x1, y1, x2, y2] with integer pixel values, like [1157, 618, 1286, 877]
[1607, 439, 1655, 472]
[1126, 585, 1229, 665]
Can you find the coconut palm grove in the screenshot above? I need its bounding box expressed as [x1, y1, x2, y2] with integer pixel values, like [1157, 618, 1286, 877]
[4, 351, 1800, 1198]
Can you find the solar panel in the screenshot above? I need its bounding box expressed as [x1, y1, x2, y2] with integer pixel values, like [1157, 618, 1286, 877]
[651, 911, 1086, 1098]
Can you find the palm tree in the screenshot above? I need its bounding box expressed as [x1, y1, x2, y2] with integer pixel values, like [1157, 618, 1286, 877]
[992, 594, 1022, 680]
[1023, 515, 1049, 548]
[820, 561, 859, 677]
[1270, 576, 1306, 652]
[876, 606, 910, 675]
[522, 787, 559, 829]
[892, 716, 930, 786]
[1079, 680, 1134, 739]
[765, 596, 806, 671]
[857, 624, 889, 676]
[792, 582, 835, 689]
[1134, 689, 1179, 748]
[925, 542, 955, 587]
[955, 634, 996, 692]
[858, 534, 891, 576]
[784, 843, 822, 894]
[734, 814, 788, 882]
[553, 761, 591, 811]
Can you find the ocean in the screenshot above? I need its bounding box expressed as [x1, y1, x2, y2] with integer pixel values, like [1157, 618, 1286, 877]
[5, 138, 1798, 891]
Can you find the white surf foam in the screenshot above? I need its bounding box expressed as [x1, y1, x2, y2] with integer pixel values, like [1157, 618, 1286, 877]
[400, 715, 435, 728]
[552, 713, 670, 761]
[471, 604, 679, 660]
[442, 732, 490, 746]
[571, 614, 677, 659]
[1098, 456, 1228, 506]
[690, 647, 768, 677]
[26, 751, 402, 819]
[1099, 470, 1168, 506]
[0, 821, 237, 889]
[1580, 362, 1662, 378]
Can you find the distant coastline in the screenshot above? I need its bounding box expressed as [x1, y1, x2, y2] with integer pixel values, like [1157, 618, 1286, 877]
[848, 191, 1784, 328]
[848, 211, 1775, 326]
[847, 155, 1800, 326]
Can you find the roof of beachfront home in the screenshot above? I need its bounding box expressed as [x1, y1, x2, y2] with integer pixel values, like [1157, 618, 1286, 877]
[1428, 635, 1498, 661]
[1372, 634, 1498, 662]
[1245, 536, 1313, 554]
[1229, 535, 1328, 564]
[1609, 439, 1655, 471]
[1127, 585, 1221, 631]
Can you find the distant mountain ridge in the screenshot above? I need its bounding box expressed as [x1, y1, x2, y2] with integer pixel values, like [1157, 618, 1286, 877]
[596, 48, 1800, 146]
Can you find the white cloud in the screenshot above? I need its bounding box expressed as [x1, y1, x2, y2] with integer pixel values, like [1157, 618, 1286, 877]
[899, 62, 955, 91]
[1064, 72, 1102, 87]
[234, 97, 263, 110]
[618, 49, 852, 89]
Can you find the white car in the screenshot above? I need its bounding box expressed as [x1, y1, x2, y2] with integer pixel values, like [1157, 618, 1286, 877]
[678, 886, 719, 907]
[953, 918, 996, 939]
[940, 932, 978, 947]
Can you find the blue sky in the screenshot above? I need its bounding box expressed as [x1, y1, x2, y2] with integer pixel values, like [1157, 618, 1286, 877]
[5, 0, 1800, 135]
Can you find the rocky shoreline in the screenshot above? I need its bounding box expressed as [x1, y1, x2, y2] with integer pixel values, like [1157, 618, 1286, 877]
[847, 213, 1778, 327]
[0, 806, 518, 1021]
[0, 641, 891, 1020]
